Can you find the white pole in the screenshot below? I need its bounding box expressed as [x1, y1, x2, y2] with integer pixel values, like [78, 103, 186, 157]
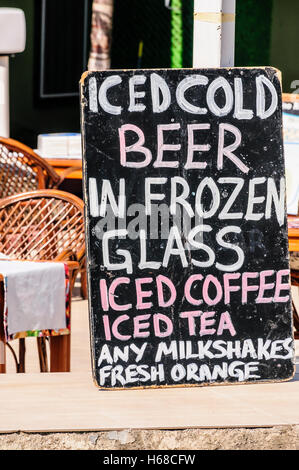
[193, 0, 236, 68]
[0, 56, 9, 137]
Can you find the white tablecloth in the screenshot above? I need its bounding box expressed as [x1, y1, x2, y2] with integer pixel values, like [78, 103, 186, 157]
[0, 260, 66, 338]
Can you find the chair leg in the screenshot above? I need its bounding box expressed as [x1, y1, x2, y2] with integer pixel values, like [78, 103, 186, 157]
[18, 338, 26, 373]
[37, 337, 48, 372]
[0, 285, 6, 373]
[80, 268, 88, 300]
[49, 334, 70, 372]
[49, 269, 73, 372]
[0, 336, 5, 373]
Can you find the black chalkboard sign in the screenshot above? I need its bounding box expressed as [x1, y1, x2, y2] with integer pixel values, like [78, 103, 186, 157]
[80, 67, 295, 389]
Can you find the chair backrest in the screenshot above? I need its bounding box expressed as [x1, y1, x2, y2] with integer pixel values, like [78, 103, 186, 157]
[0, 137, 60, 198]
[0, 190, 85, 263]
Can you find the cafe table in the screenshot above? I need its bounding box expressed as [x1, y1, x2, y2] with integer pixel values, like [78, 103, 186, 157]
[287, 216, 299, 338]
[0, 260, 79, 374]
[45, 158, 82, 180]
[288, 216, 299, 252]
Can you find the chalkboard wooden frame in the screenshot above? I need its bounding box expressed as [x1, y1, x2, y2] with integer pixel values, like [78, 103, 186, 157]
[80, 67, 295, 390]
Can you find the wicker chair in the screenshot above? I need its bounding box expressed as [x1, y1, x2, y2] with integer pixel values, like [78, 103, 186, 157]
[0, 136, 87, 298]
[0, 189, 85, 373]
[0, 137, 81, 197]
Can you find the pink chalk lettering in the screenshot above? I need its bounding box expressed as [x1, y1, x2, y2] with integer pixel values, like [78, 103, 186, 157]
[111, 315, 131, 341]
[256, 270, 275, 303]
[109, 277, 132, 311]
[119, 124, 152, 168]
[217, 311, 237, 336]
[202, 275, 223, 306]
[217, 123, 249, 174]
[184, 274, 203, 306]
[153, 313, 173, 338]
[223, 273, 241, 304]
[274, 269, 290, 302]
[154, 123, 180, 168]
[241, 272, 259, 304]
[99, 279, 109, 311]
[102, 315, 111, 341]
[135, 277, 153, 310]
[156, 274, 177, 307]
[200, 311, 216, 336]
[133, 314, 151, 338]
[186, 123, 210, 170]
[180, 310, 202, 336]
